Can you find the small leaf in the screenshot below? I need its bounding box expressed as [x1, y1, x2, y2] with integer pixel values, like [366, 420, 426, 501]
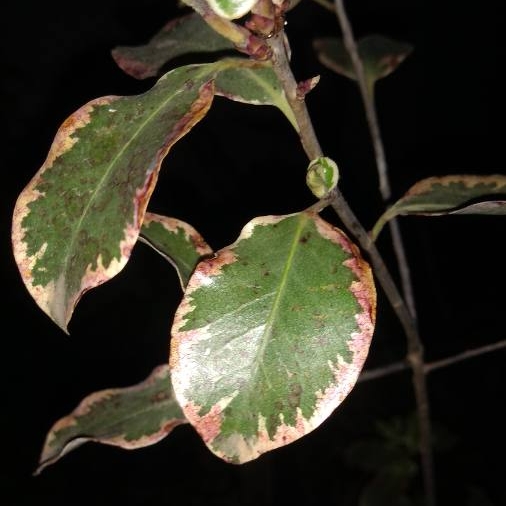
[112, 13, 235, 80]
[12, 63, 220, 332]
[35, 365, 186, 475]
[140, 212, 213, 289]
[206, 0, 257, 19]
[170, 211, 376, 463]
[215, 61, 298, 129]
[372, 175, 506, 240]
[314, 34, 413, 85]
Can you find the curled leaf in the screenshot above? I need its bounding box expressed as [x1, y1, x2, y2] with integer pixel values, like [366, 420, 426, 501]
[372, 175, 506, 240]
[112, 13, 235, 80]
[140, 213, 213, 289]
[170, 211, 376, 463]
[36, 365, 186, 475]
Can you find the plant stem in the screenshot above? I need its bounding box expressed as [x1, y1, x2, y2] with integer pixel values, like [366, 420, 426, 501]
[267, 24, 435, 506]
[424, 339, 506, 373]
[332, 0, 417, 319]
[267, 32, 322, 160]
[332, 1, 434, 504]
[329, 191, 434, 506]
[359, 339, 506, 381]
[311, 0, 334, 12]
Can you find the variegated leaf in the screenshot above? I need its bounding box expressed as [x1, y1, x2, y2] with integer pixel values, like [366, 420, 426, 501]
[36, 365, 186, 475]
[314, 34, 413, 87]
[205, 0, 257, 19]
[372, 175, 506, 240]
[170, 211, 376, 463]
[113, 14, 296, 129]
[215, 60, 298, 129]
[11, 62, 222, 333]
[112, 13, 235, 80]
[140, 213, 213, 289]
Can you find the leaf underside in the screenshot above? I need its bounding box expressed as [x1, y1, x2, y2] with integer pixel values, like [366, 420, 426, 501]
[36, 365, 186, 475]
[170, 211, 376, 463]
[140, 212, 213, 289]
[112, 13, 235, 80]
[113, 14, 298, 129]
[372, 175, 506, 239]
[314, 34, 413, 84]
[215, 62, 298, 129]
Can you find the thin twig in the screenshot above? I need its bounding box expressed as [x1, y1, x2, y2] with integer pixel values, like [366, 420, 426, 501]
[267, 31, 322, 160]
[388, 218, 417, 319]
[359, 339, 506, 382]
[332, 2, 434, 504]
[332, 0, 417, 319]
[333, 0, 390, 198]
[359, 360, 408, 382]
[328, 189, 435, 504]
[311, 0, 334, 12]
[425, 339, 506, 373]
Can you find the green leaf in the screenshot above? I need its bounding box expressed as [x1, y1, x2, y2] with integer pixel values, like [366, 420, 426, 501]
[215, 61, 298, 130]
[372, 175, 506, 240]
[35, 365, 186, 475]
[313, 34, 413, 86]
[170, 211, 376, 463]
[11, 62, 221, 333]
[140, 212, 213, 289]
[112, 13, 235, 80]
[206, 0, 257, 19]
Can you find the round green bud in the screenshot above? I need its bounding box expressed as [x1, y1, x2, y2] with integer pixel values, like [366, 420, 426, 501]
[306, 157, 339, 198]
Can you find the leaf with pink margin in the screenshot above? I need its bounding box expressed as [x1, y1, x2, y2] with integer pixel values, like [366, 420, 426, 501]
[140, 212, 213, 289]
[372, 175, 506, 240]
[112, 13, 235, 80]
[35, 365, 186, 475]
[170, 211, 376, 463]
[11, 63, 225, 333]
[313, 34, 413, 85]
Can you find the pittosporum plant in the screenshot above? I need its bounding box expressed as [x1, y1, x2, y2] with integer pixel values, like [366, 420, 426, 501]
[11, 1, 506, 504]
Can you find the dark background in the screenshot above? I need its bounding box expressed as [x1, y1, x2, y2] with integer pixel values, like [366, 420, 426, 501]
[1, 1, 505, 505]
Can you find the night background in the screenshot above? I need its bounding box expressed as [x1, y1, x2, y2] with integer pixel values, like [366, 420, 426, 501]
[1, 1, 505, 505]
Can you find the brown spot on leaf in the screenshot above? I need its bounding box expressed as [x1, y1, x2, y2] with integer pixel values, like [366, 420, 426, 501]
[299, 232, 311, 244]
[288, 383, 302, 409]
[111, 53, 156, 80]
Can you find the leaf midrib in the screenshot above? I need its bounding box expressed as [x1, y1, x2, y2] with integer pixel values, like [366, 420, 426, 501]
[59, 63, 216, 300]
[242, 66, 298, 130]
[253, 215, 306, 389]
